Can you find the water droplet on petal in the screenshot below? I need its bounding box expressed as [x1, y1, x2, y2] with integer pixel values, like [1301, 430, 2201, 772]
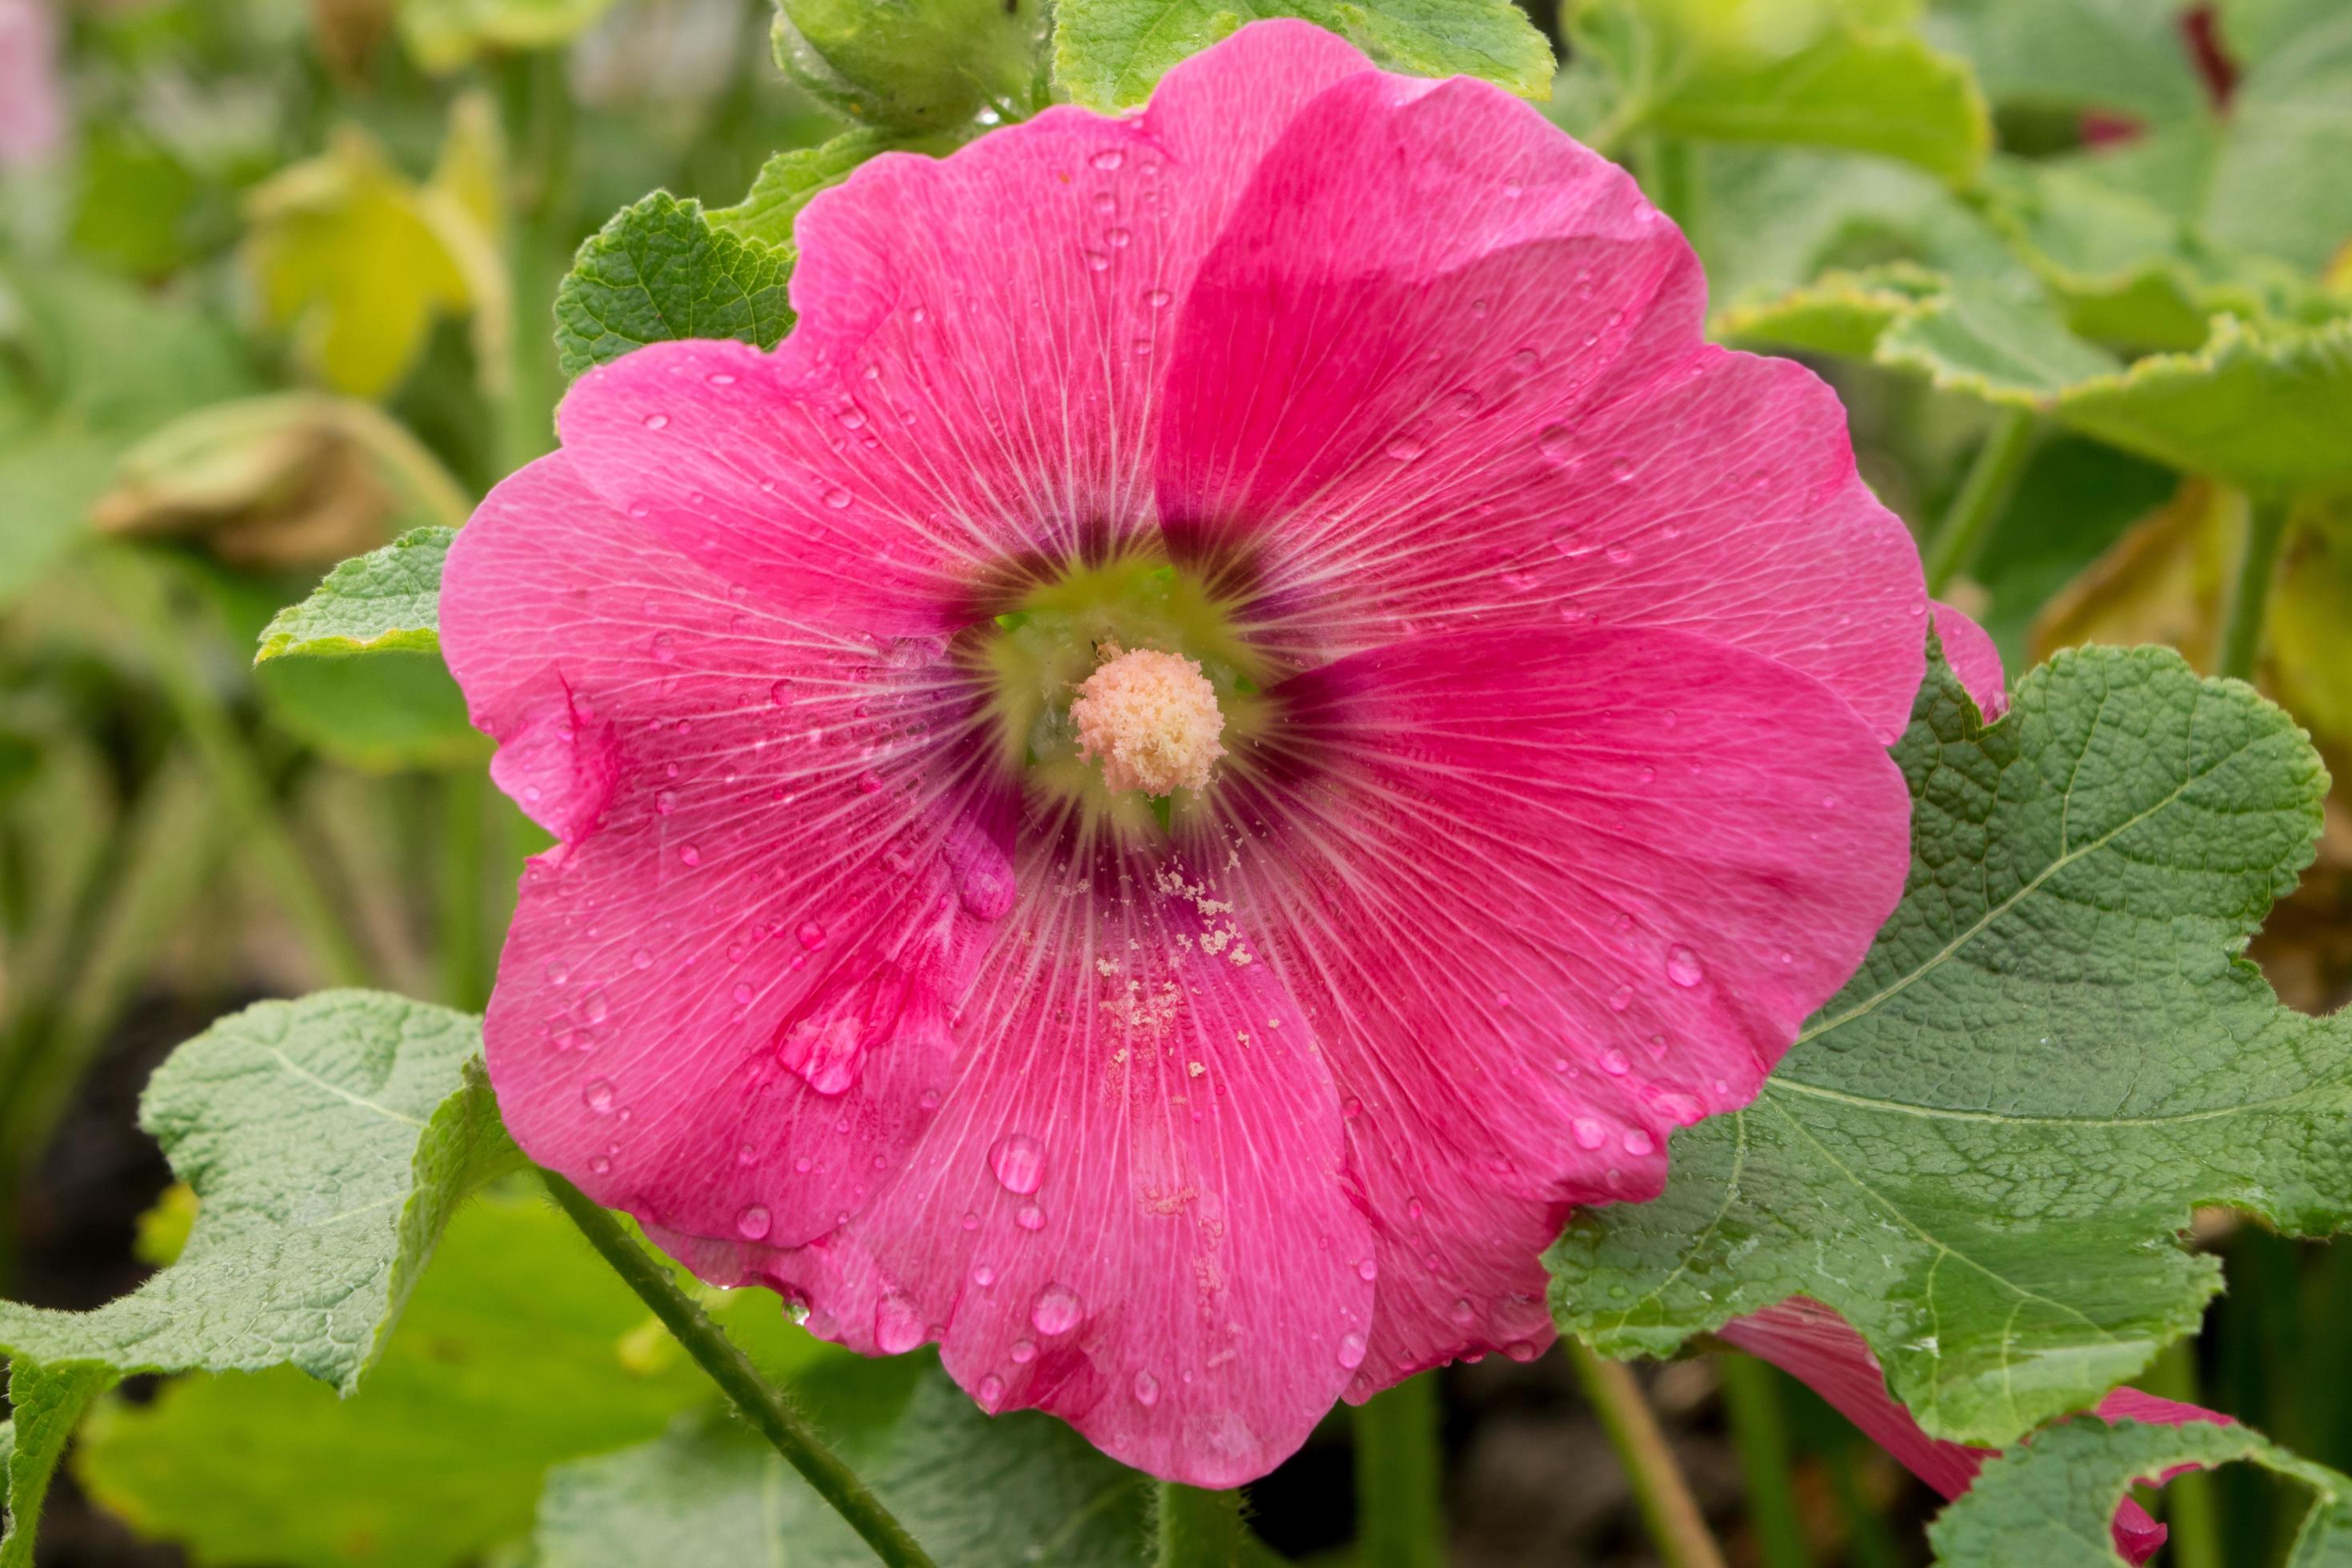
[1385, 434, 1426, 462]
[642, 413, 669, 430]
[583, 1078, 616, 1114]
[737, 1204, 771, 1239]
[1338, 1332, 1367, 1369]
[1016, 1201, 1046, 1231]
[1537, 425, 1576, 463]
[1090, 148, 1125, 170]
[974, 1263, 995, 1286]
[1502, 1339, 1542, 1362]
[1623, 1128, 1656, 1157]
[1010, 1338, 1036, 1363]
[1666, 946, 1704, 987]
[1031, 1283, 1083, 1335]
[1608, 984, 1633, 1013]
[1573, 1118, 1606, 1150]
[1358, 1257, 1378, 1282]
[1132, 1370, 1161, 1406]
[822, 486, 853, 509]
[1449, 1298, 1477, 1326]
[678, 844, 702, 866]
[990, 1133, 1045, 1194]
[796, 920, 827, 950]
[874, 1294, 925, 1354]
[1599, 1048, 1630, 1076]
[978, 1373, 1006, 1409]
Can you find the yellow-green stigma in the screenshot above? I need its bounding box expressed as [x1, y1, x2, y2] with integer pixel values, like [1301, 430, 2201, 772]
[982, 551, 1266, 826]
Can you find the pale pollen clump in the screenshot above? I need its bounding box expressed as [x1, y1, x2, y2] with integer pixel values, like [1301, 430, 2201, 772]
[1070, 646, 1226, 796]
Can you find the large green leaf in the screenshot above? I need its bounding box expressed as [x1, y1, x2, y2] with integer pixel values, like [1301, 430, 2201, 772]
[73, 1193, 839, 1568]
[537, 1365, 1146, 1566]
[0, 994, 520, 1567]
[554, 192, 794, 380]
[1922, 0, 2203, 122]
[1549, 644, 2347, 1450]
[1556, 0, 1990, 180]
[1928, 1418, 2352, 1566]
[1052, 0, 1553, 110]
[710, 128, 963, 252]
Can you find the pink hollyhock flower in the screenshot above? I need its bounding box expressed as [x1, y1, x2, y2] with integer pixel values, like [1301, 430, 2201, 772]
[0, 0, 66, 170]
[443, 21, 1929, 1484]
[1722, 1299, 2229, 1563]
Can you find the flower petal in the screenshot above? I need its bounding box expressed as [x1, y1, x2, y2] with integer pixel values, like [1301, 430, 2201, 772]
[1932, 600, 2010, 719]
[553, 21, 1374, 633]
[442, 453, 1014, 1246]
[662, 853, 1376, 1487]
[1204, 626, 1913, 1388]
[1719, 1298, 2230, 1564]
[1156, 70, 1924, 741]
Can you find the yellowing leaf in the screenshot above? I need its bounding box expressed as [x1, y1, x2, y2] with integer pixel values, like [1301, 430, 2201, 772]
[243, 99, 508, 400]
[396, 0, 621, 74]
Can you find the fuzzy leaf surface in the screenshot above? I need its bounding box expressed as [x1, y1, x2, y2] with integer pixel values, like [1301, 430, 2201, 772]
[1550, 646, 2346, 1449]
[553, 193, 792, 380]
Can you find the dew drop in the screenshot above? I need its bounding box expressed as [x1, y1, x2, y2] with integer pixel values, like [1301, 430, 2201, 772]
[655, 790, 677, 815]
[1357, 1257, 1379, 1282]
[1016, 1200, 1046, 1231]
[1665, 946, 1704, 987]
[737, 1204, 772, 1239]
[1106, 226, 1132, 249]
[990, 1133, 1045, 1194]
[769, 679, 793, 707]
[590, 1155, 612, 1175]
[733, 982, 754, 1005]
[1082, 249, 1110, 272]
[874, 1294, 925, 1354]
[1337, 1332, 1367, 1370]
[1599, 1048, 1630, 1076]
[1502, 1340, 1542, 1363]
[978, 1374, 1006, 1409]
[974, 1263, 996, 1286]
[1449, 1298, 1478, 1326]
[1032, 1283, 1083, 1335]
[1608, 984, 1633, 1013]
[642, 413, 669, 430]
[1090, 147, 1126, 170]
[678, 844, 702, 866]
[631, 946, 654, 970]
[1010, 1338, 1037, 1364]
[1385, 434, 1426, 462]
[1573, 1118, 1606, 1150]
[1144, 287, 1172, 308]
[1622, 1128, 1656, 1157]
[706, 372, 735, 386]
[1537, 425, 1576, 463]
[582, 1078, 616, 1114]
[822, 486, 853, 509]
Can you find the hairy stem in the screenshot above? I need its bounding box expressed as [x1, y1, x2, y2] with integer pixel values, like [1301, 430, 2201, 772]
[539, 1170, 939, 1568]
[2215, 494, 2291, 682]
[1154, 1482, 1247, 1566]
[1566, 1338, 1727, 1568]
[1923, 408, 2037, 594]
[1355, 1373, 1446, 1567]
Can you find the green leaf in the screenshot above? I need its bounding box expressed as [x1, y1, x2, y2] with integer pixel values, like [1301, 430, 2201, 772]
[1052, 0, 1554, 111]
[536, 1364, 1145, 1566]
[773, 0, 1049, 130]
[1549, 644, 2346, 1450]
[1725, 266, 2352, 494]
[1556, 0, 1989, 181]
[73, 1192, 840, 1568]
[0, 993, 521, 1567]
[1927, 1418, 2352, 1566]
[554, 193, 794, 381]
[1922, 0, 2203, 123]
[258, 527, 454, 662]
[710, 129, 951, 252]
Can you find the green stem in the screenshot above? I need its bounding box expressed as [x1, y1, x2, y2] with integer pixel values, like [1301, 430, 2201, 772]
[2143, 1342, 2224, 1568]
[538, 1169, 938, 1568]
[94, 546, 371, 987]
[436, 768, 490, 1011]
[1355, 1372, 1446, 1568]
[1720, 1354, 1814, 1568]
[2215, 495, 2291, 682]
[1154, 1482, 1247, 1566]
[1923, 408, 2037, 594]
[1566, 1339, 1727, 1568]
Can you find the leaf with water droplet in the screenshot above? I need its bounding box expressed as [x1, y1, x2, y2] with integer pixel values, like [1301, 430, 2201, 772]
[1550, 642, 2350, 1450]
[555, 193, 794, 381]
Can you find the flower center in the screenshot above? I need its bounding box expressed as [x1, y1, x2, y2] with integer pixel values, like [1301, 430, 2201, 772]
[977, 549, 1269, 830]
[1071, 645, 1227, 797]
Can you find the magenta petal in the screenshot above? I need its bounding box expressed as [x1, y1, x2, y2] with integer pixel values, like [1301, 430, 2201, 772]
[1156, 69, 1924, 742]
[0, 0, 65, 170]
[1931, 600, 2010, 719]
[671, 860, 1375, 1487]
[554, 22, 1378, 630]
[441, 454, 1012, 1246]
[1721, 1299, 2232, 1564]
[1206, 627, 1912, 1388]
